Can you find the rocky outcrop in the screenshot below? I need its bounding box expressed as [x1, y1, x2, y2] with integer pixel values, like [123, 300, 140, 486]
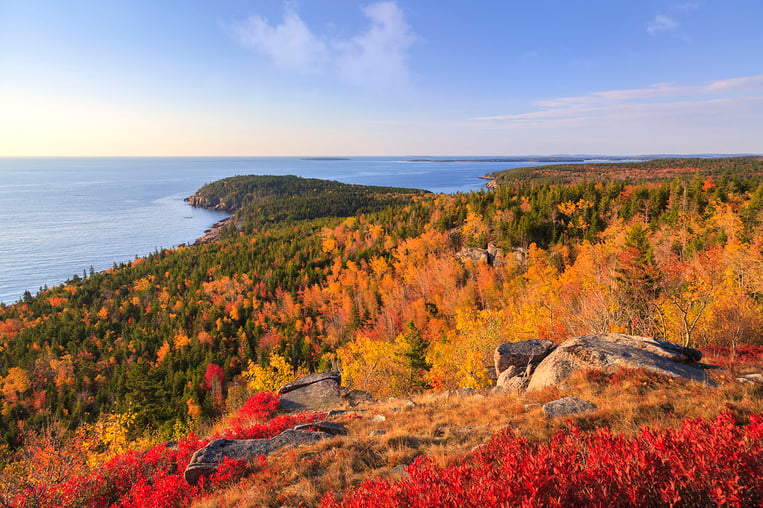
[185, 193, 233, 212]
[292, 421, 349, 436]
[542, 397, 597, 419]
[494, 339, 554, 377]
[458, 246, 489, 264]
[492, 374, 528, 394]
[341, 387, 374, 406]
[184, 429, 334, 485]
[280, 371, 341, 394]
[492, 339, 554, 394]
[456, 243, 505, 267]
[527, 334, 712, 392]
[279, 371, 343, 412]
[193, 217, 234, 246]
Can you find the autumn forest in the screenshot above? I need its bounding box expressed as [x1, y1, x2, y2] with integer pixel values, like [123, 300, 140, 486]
[2, 158, 763, 506]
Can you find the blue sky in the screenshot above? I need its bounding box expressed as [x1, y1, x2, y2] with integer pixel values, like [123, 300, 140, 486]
[1, 1, 762, 156]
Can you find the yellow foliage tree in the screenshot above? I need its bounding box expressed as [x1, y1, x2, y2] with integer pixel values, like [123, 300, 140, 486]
[1, 367, 30, 405]
[337, 334, 408, 398]
[79, 410, 150, 468]
[243, 353, 307, 393]
[427, 308, 508, 391]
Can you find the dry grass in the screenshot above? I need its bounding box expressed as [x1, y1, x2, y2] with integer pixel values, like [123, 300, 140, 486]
[193, 363, 763, 508]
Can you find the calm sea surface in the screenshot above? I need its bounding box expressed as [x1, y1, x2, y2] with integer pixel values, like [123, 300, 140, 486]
[0, 156, 562, 304]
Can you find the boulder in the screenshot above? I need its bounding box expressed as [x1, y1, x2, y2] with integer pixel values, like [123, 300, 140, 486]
[279, 371, 341, 394]
[456, 244, 506, 267]
[457, 246, 490, 264]
[486, 244, 506, 267]
[279, 371, 343, 412]
[543, 397, 597, 419]
[453, 387, 477, 398]
[496, 365, 523, 383]
[341, 387, 374, 405]
[292, 421, 349, 436]
[492, 375, 528, 395]
[494, 339, 554, 377]
[184, 429, 332, 485]
[527, 334, 712, 392]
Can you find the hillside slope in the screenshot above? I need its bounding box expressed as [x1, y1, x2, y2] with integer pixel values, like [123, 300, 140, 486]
[3, 158, 763, 506]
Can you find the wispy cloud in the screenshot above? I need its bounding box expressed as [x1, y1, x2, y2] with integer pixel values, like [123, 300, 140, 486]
[232, 3, 327, 73]
[471, 75, 763, 127]
[231, 2, 416, 91]
[647, 14, 678, 35]
[335, 2, 416, 89]
[647, 2, 699, 37]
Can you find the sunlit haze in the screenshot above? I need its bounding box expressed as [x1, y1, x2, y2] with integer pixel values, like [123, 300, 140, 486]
[1, 1, 762, 156]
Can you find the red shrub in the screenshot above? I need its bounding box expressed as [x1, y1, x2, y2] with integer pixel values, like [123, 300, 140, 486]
[230, 391, 281, 427]
[12, 392, 325, 508]
[322, 412, 763, 508]
[703, 345, 763, 368]
[202, 363, 225, 391]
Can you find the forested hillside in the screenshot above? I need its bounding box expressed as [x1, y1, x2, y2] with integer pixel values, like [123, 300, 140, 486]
[186, 175, 429, 233]
[2, 160, 763, 450]
[488, 156, 763, 184]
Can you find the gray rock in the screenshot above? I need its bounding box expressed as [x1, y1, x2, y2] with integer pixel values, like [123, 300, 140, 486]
[494, 339, 554, 377]
[293, 421, 349, 436]
[387, 464, 409, 479]
[341, 387, 374, 405]
[454, 387, 477, 397]
[496, 365, 523, 385]
[279, 378, 342, 412]
[543, 397, 597, 419]
[370, 429, 386, 437]
[279, 370, 341, 395]
[486, 244, 503, 264]
[493, 375, 528, 394]
[456, 247, 490, 264]
[527, 334, 712, 392]
[184, 429, 332, 485]
[457, 243, 505, 266]
[738, 373, 763, 384]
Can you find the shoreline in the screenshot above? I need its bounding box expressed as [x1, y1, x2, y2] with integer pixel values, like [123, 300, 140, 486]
[193, 215, 234, 245]
[478, 174, 497, 189]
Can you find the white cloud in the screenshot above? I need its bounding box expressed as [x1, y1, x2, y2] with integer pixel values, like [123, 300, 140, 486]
[232, 2, 415, 91]
[471, 74, 763, 137]
[335, 2, 416, 90]
[232, 4, 327, 73]
[706, 75, 763, 94]
[647, 14, 678, 35]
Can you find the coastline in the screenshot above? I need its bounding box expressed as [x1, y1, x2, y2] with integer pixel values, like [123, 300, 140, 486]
[479, 174, 497, 189]
[193, 216, 233, 245]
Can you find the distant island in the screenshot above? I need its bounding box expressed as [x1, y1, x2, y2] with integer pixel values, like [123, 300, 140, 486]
[301, 157, 351, 161]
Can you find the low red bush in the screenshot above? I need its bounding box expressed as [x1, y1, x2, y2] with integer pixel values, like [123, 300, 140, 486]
[323, 412, 763, 507]
[12, 392, 324, 508]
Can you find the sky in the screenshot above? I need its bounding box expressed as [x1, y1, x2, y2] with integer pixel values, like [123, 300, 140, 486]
[1, 0, 762, 156]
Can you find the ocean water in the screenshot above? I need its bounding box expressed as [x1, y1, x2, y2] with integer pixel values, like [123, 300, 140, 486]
[0, 156, 555, 305]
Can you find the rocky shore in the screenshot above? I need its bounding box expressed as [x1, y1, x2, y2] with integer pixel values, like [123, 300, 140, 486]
[193, 216, 234, 245]
[478, 175, 498, 189]
[185, 191, 235, 245]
